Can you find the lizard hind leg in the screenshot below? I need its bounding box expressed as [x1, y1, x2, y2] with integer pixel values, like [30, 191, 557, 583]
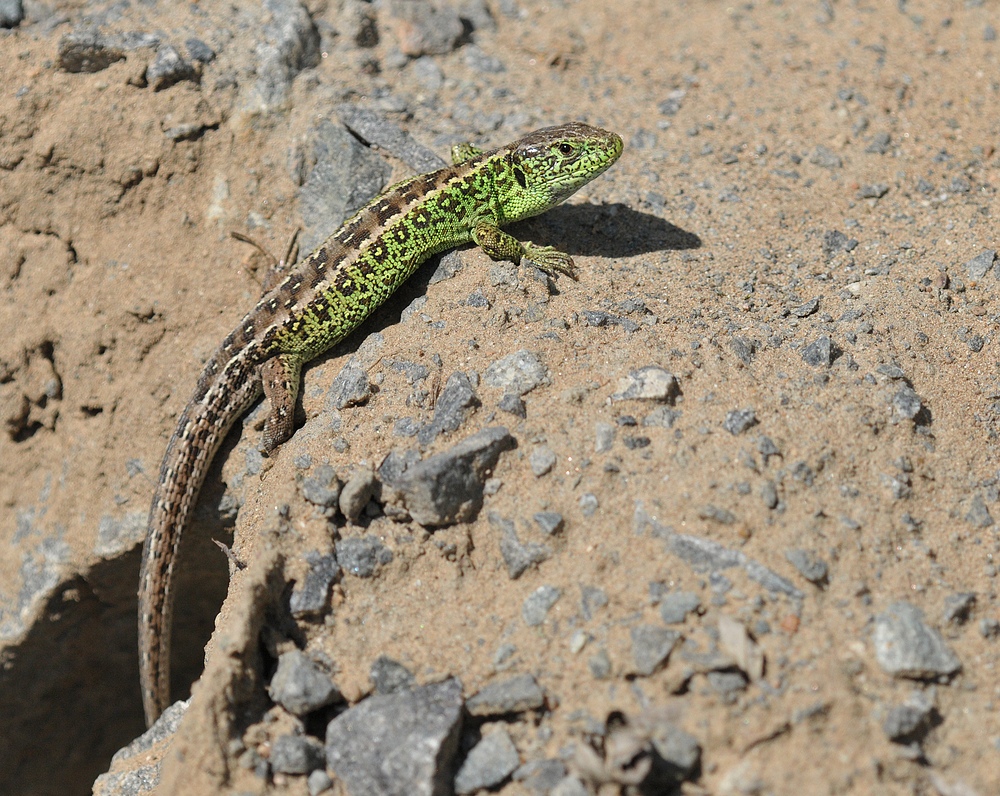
[231, 229, 302, 295]
[260, 353, 304, 455]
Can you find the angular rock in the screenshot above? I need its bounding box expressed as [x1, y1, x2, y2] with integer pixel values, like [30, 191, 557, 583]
[724, 408, 757, 435]
[649, 723, 701, 781]
[335, 535, 392, 578]
[882, 691, 936, 745]
[301, 464, 342, 509]
[289, 551, 340, 616]
[269, 650, 340, 715]
[466, 673, 544, 716]
[325, 679, 463, 796]
[529, 446, 556, 477]
[784, 549, 829, 585]
[533, 511, 564, 535]
[659, 592, 701, 624]
[611, 366, 679, 403]
[892, 386, 924, 420]
[630, 625, 681, 676]
[329, 362, 374, 409]
[381, 427, 515, 526]
[370, 655, 416, 695]
[454, 728, 519, 793]
[484, 350, 549, 396]
[873, 602, 961, 679]
[271, 734, 326, 774]
[146, 44, 199, 90]
[964, 250, 996, 280]
[801, 336, 834, 367]
[418, 372, 479, 445]
[522, 585, 561, 626]
[337, 104, 447, 173]
[965, 495, 994, 528]
[57, 31, 126, 73]
[339, 468, 379, 522]
[492, 513, 550, 579]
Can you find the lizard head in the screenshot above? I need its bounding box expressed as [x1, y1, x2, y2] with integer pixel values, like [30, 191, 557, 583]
[499, 122, 623, 220]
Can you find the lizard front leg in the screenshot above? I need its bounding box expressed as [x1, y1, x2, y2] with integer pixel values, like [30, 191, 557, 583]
[472, 221, 578, 280]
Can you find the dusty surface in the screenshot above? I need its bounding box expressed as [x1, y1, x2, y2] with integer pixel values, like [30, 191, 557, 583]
[2, 0, 1000, 794]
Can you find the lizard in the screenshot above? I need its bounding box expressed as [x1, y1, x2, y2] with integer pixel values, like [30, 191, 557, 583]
[139, 121, 624, 726]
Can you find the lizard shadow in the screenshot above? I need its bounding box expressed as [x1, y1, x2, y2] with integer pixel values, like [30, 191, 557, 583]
[510, 202, 702, 259]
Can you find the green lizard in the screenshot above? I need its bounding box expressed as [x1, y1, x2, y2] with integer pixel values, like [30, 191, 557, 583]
[139, 122, 623, 725]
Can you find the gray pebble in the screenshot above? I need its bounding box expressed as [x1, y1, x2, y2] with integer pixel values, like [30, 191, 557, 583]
[650, 723, 702, 780]
[801, 336, 834, 367]
[809, 145, 842, 169]
[467, 673, 544, 716]
[339, 468, 379, 523]
[723, 408, 757, 435]
[706, 670, 748, 699]
[865, 131, 891, 154]
[336, 104, 446, 173]
[986, 24, 997, 42]
[630, 625, 681, 676]
[784, 548, 829, 585]
[57, 31, 127, 73]
[301, 464, 342, 509]
[760, 481, 779, 509]
[659, 592, 701, 624]
[980, 618, 1000, 638]
[882, 692, 936, 745]
[965, 495, 994, 528]
[873, 602, 961, 679]
[328, 363, 374, 410]
[146, 44, 199, 91]
[484, 350, 549, 395]
[493, 513, 551, 578]
[858, 183, 889, 199]
[522, 585, 561, 626]
[370, 655, 416, 694]
[588, 649, 612, 679]
[792, 297, 820, 317]
[335, 535, 392, 578]
[498, 393, 526, 417]
[512, 758, 567, 792]
[269, 650, 340, 715]
[594, 421, 615, 452]
[381, 427, 514, 526]
[580, 585, 609, 620]
[185, 37, 216, 63]
[892, 386, 924, 420]
[454, 728, 519, 794]
[325, 679, 463, 796]
[270, 734, 326, 775]
[307, 768, 333, 795]
[533, 511, 564, 535]
[611, 366, 679, 403]
[551, 776, 590, 796]
[822, 230, 858, 259]
[579, 493, 598, 516]
[290, 551, 340, 616]
[757, 435, 781, 460]
[417, 371, 479, 445]
[463, 44, 506, 73]
[529, 446, 556, 477]
[964, 250, 996, 280]
[0, 0, 23, 28]
[942, 593, 976, 625]
[699, 504, 736, 524]
[643, 406, 681, 428]
[394, 417, 421, 437]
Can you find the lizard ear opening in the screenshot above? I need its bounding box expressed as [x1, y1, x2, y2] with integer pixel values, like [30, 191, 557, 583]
[513, 167, 527, 189]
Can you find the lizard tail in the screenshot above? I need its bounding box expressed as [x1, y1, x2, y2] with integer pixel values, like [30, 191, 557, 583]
[138, 349, 262, 726]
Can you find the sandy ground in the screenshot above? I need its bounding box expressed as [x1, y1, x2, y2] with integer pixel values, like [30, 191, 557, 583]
[2, 0, 1000, 794]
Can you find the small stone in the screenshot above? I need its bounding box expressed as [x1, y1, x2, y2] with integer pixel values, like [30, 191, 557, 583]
[533, 511, 564, 535]
[418, 371, 479, 445]
[325, 679, 463, 796]
[185, 37, 216, 63]
[801, 336, 835, 367]
[809, 145, 842, 169]
[729, 335, 756, 364]
[784, 549, 829, 585]
[649, 724, 702, 780]
[270, 734, 326, 775]
[873, 602, 961, 679]
[594, 421, 615, 452]
[659, 592, 701, 624]
[822, 230, 858, 259]
[484, 350, 549, 395]
[512, 759, 567, 792]
[723, 408, 757, 435]
[329, 362, 374, 409]
[643, 406, 681, 428]
[498, 393, 526, 417]
[699, 505, 736, 524]
[454, 728, 520, 794]
[57, 31, 127, 73]
[882, 692, 936, 745]
[308, 768, 333, 795]
[269, 650, 340, 715]
[611, 366, 679, 403]
[522, 585, 561, 626]
[980, 618, 1000, 638]
[892, 386, 924, 420]
[588, 649, 612, 679]
[791, 297, 820, 317]
[579, 493, 598, 516]
[551, 776, 590, 796]
[630, 625, 681, 676]
[865, 132, 891, 154]
[580, 585, 609, 620]
[942, 593, 976, 625]
[964, 250, 996, 280]
[760, 481, 779, 509]
[0, 0, 24, 28]
[370, 655, 415, 694]
[965, 495, 994, 528]
[858, 183, 889, 199]
[706, 670, 748, 699]
[335, 535, 392, 578]
[290, 551, 340, 616]
[467, 673, 544, 716]
[301, 464, 342, 509]
[494, 513, 550, 578]
[146, 44, 199, 90]
[529, 446, 556, 476]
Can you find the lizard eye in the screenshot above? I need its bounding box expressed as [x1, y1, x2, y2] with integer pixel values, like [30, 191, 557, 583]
[558, 143, 574, 155]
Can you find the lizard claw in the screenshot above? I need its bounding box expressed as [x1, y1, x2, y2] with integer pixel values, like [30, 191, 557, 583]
[522, 243, 578, 280]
